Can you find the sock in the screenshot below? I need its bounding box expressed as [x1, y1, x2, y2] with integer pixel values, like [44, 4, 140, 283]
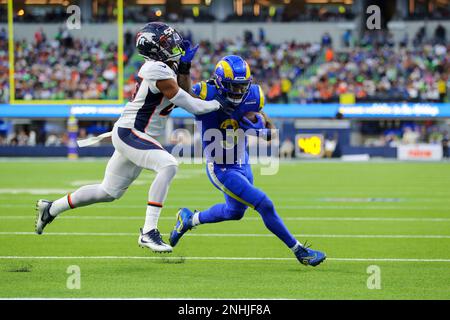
[290, 241, 302, 253]
[143, 202, 162, 233]
[192, 212, 201, 226]
[49, 194, 73, 217]
[142, 165, 178, 234]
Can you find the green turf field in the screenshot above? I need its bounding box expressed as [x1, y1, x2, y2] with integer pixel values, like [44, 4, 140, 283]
[0, 159, 449, 299]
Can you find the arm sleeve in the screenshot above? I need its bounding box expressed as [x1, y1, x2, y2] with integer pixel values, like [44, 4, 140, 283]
[169, 88, 220, 115]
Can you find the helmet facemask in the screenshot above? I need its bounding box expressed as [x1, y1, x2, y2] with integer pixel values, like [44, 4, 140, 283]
[158, 29, 184, 62]
[216, 77, 251, 105]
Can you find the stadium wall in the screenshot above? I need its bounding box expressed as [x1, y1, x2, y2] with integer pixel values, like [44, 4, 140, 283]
[3, 21, 450, 47]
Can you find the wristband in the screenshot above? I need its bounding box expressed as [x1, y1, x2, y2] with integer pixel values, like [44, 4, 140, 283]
[178, 61, 191, 75]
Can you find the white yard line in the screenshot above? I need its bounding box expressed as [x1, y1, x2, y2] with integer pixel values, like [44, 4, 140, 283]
[0, 298, 295, 300]
[0, 256, 449, 262]
[1, 231, 450, 239]
[0, 189, 69, 195]
[2, 215, 450, 222]
[0, 203, 448, 211]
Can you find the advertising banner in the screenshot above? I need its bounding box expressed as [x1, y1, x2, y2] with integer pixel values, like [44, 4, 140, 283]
[397, 144, 443, 161]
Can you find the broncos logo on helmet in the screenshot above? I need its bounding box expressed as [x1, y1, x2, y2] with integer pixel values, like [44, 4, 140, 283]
[136, 22, 184, 63]
[213, 55, 252, 105]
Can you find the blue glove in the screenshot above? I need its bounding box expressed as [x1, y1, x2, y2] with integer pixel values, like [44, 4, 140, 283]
[180, 40, 199, 63]
[214, 94, 235, 115]
[239, 114, 265, 130]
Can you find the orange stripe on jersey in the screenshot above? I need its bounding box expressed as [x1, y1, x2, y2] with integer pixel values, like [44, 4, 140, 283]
[147, 201, 163, 208]
[131, 129, 163, 149]
[67, 193, 75, 209]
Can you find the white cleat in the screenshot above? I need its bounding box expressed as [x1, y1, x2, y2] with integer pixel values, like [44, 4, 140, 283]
[35, 199, 55, 235]
[138, 228, 173, 253]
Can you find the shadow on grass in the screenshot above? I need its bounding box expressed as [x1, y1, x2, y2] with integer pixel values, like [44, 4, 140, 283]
[2, 263, 33, 273]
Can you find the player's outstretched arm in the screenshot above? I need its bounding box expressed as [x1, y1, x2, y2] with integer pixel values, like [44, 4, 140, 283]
[156, 78, 220, 115]
[177, 73, 192, 95]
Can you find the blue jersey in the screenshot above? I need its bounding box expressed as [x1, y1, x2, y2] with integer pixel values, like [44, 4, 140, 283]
[192, 80, 265, 166]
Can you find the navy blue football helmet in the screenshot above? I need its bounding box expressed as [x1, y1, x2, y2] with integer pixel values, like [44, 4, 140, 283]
[136, 22, 184, 63]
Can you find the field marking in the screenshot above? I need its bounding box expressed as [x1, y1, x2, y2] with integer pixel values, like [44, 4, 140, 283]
[2, 193, 450, 202]
[1, 215, 450, 222]
[0, 203, 448, 211]
[1, 232, 450, 239]
[0, 256, 449, 262]
[0, 298, 295, 301]
[0, 189, 69, 195]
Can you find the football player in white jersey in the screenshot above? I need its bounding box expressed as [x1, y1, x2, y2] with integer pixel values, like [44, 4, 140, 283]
[35, 22, 225, 253]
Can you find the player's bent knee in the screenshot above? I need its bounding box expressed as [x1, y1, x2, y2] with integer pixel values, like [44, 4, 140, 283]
[103, 194, 119, 202]
[101, 190, 119, 202]
[154, 152, 178, 172]
[224, 208, 246, 220]
[255, 196, 275, 214]
[99, 184, 125, 201]
[162, 163, 178, 177]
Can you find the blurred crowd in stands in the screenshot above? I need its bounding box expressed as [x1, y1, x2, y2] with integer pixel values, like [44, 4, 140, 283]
[7, 4, 450, 24]
[6, 5, 355, 24]
[14, 29, 118, 100]
[125, 26, 450, 104]
[0, 28, 8, 104]
[123, 29, 322, 104]
[1, 24, 450, 104]
[299, 41, 449, 104]
[359, 121, 449, 150]
[0, 127, 67, 147]
[1, 120, 448, 160]
[0, 121, 113, 147]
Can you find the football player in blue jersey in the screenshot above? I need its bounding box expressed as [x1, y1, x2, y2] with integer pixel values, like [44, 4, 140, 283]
[169, 55, 326, 267]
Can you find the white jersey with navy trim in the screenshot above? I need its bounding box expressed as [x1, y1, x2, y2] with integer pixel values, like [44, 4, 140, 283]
[115, 60, 177, 137]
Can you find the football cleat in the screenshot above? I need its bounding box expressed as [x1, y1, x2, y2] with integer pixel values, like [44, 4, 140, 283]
[35, 199, 55, 235]
[138, 228, 173, 253]
[294, 241, 326, 267]
[169, 208, 194, 247]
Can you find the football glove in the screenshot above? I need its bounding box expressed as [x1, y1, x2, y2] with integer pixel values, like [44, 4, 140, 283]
[239, 114, 265, 130]
[180, 40, 199, 63]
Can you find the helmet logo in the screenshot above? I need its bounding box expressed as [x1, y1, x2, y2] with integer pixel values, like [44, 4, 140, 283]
[136, 32, 155, 47]
[163, 27, 175, 35]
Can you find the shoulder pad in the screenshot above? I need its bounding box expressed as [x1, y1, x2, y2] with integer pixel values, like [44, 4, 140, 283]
[138, 61, 176, 81]
[256, 85, 265, 110]
[193, 81, 208, 100]
[192, 82, 202, 97]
